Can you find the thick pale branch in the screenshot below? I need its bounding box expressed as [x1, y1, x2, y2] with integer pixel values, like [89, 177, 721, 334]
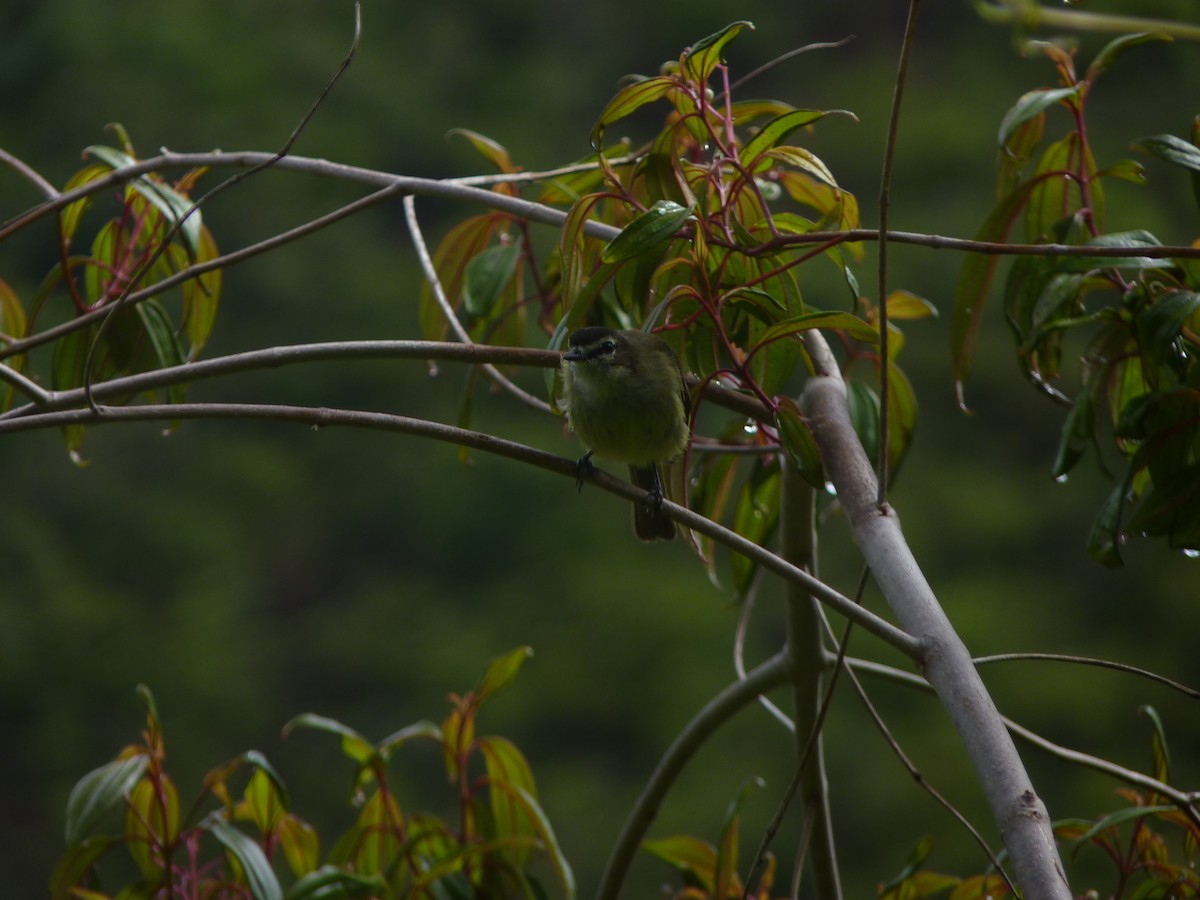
[800, 330, 1072, 900]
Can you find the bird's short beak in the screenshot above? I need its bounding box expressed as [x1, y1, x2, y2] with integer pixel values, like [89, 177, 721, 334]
[563, 347, 585, 362]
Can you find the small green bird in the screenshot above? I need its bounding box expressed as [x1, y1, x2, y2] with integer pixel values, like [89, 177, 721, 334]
[560, 326, 690, 541]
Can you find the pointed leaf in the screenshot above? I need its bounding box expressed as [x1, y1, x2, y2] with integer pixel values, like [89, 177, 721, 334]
[282, 714, 378, 766]
[683, 21, 754, 84]
[997, 86, 1080, 147]
[776, 398, 823, 489]
[462, 242, 521, 318]
[65, 755, 150, 846]
[476, 646, 533, 702]
[643, 835, 717, 891]
[742, 109, 853, 173]
[755, 310, 879, 348]
[446, 129, 515, 174]
[601, 200, 691, 264]
[286, 865, 385, 899]
[1087, 33, 1171, 81]
[209, 819, 284, 900]
[590, 76, 676, 149]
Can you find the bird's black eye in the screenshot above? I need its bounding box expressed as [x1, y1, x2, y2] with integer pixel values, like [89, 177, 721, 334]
[600, 340, 617, 355]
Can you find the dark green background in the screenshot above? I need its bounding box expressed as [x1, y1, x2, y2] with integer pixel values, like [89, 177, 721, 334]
[2, 1, 1198, 897]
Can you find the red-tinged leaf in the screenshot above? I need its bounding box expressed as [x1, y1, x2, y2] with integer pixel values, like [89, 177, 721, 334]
[446, 128, 515, 174]
[343, 790, 404, 875]
[125, 774, 179, 877]
[1024, 132, 1085, 241]
[683, 21, 754, 85]
[755, 310, 879, 348]
[84, 220, 121, 304]
[127, 176, 203, 258]
[1087, 32, 1171, 82]
[208, 818, 284, 900]
[478, 736, 537, 871]
[601, 200, 692, 264]
[642, 835, 717, 891]
[237, 768, 285, 837]
[277, 814, 320, 878]
[418, 214, 499, 341]
[590, 76, 676, 149]
[950, 873, 1013, 900]
[441, 704, 473, 783]
[730, 98, 795, 126]
[776, 399, 823, 489]
[183, 225, 221, 359]
[761, 145, 838, 186]
[476, 646, 533, 703]
[951, 178, 1043, 407]
[997, 86, 1080, 148]
[65, 755, 149, 846]
[742, 109, 852, 174]
[59, 163, 113, 246]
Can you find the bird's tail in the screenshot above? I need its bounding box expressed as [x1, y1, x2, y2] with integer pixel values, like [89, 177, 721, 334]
[629, 464, 676, 542]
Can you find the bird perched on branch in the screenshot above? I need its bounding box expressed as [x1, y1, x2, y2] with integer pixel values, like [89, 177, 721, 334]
[560, 326, 690, 541]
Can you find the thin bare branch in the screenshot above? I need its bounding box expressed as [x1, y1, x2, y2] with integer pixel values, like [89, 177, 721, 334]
[974, 653, 1200, 700]
[403, 195, 551, 414]
[0, 147, 59, 200]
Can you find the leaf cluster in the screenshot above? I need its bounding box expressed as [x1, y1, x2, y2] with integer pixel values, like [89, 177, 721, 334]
[53, 648, 575, 900]
[420, 22, 934, 590]
[950, 34, 1200, 564]
[880, 708, 1200, 899]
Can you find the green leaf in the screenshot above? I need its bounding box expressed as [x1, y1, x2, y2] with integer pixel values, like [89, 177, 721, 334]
[1135, 131, 1200, 168]
[285, 865, 386, 899]
[1136, 291, 1200, 373]
[1067, 804, 1176, 851]
[601, 200, 692, 264]
[997, 86, 1080, 147]
[59, 163, 114, 245]
[183, 225, 221, 359]
[378, 719, 442, 757]
[776, 399, 823, 489]
[209, 818, 284, 900]
[683, 21, 754, 84]
[1138, 705, 1171, 785]
[755, 310, 879, 348]
[282, 714, 378, 767]
[476, 645, 533, 702]
[846, 380, 880, 465]
[643, 835, 717, 891]
[731, 464, 780, 592]
[1053, 390, 1094, 480]
[1086, 33, 1172, 82]
[462, 242, 521, 318]
[951, 177, 1043, 407]
[446, 128, 515, 174]
[418, 214, 498, 341]
[884, 358, 917, 480]
[125, 773, 180, 877]
[590, 76, 676, 149]
[741, 109, 853, 173]
[65, 755, 149, 846]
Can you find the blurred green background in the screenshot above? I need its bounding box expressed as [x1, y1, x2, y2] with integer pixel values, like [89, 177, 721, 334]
[2, 1, 1198, 896]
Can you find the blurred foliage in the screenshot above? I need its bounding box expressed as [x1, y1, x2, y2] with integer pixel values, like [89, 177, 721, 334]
[2, 2, 1200, 900]
[54, 651, 575, 900]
